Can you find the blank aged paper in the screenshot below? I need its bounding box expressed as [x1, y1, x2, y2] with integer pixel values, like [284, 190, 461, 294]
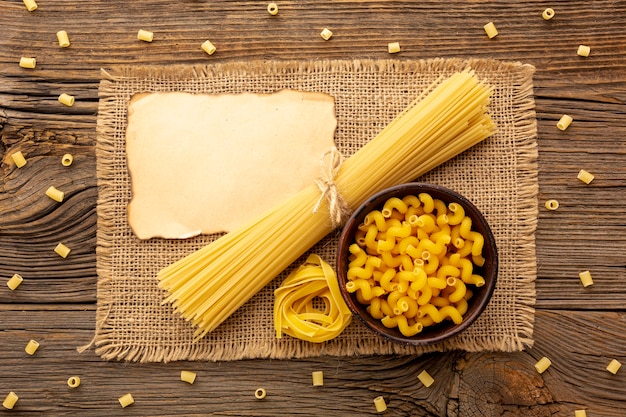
[126, 89, 337, 239]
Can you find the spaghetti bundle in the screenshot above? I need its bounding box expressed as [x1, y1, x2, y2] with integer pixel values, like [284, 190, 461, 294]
[158, 69, 496, 341]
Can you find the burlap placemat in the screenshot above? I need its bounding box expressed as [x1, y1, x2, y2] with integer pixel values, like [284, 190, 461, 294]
[88, 58, 538, 362]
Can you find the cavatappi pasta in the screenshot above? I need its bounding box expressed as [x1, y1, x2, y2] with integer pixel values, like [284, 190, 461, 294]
[274, 254, 351, 342]
[158, 70, 495, 340]
[345, 193, 486, 336]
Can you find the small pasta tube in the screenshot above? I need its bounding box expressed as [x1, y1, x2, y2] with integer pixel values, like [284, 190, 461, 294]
[578, 270, 593, 287]
[556, 114, 573, 131]
[180, 370, 197, 384]
[7, 274, 23, 291]
[19, 57, 36, 69]
[577, 45, 591, 57]
[606, 359, 621, 375]
[201, 40, 216, 55]
[373, 396, 387, 413]
[11, 151, 27, 168]
[137, 29, 154, 42]
[544, 199, 559, 211]
[46, 186, 65, 202]
[320, 28, 333, 41]
[118, 393, 134, 408]
[2, 392, 19, 410]
[574, 410, 587, 417]
[25, 339, 40, 355]
[67, 376, 81, 388]
[62, 154, 74, 166]
[417, 370, 434, 387]
[267, 2, 278, 15]
[534, 356, 552, 374]
[56, 30, 70, 47]
[254, 388, 267, 400]
[58, 93, 75, 107]
[54, 243, 71, 258]
[577, 169, 594, 184]
[483, 22, 498, 39]
[23, 0, 37, 11]
[542, 8, 555, 20]
[312, 371, 324, 386]
[387, 42, 401, 54]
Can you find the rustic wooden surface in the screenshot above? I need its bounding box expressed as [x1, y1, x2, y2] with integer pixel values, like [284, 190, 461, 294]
[1, 0, 625, 415]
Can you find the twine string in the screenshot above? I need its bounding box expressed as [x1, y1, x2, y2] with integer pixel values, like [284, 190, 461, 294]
[312, 147, 351, 229]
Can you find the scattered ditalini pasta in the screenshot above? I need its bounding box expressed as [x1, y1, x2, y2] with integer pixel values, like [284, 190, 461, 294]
[58, 93, 75, 107]
[25, 339, 40, 355]
[483, 22, 498, 38]
[2, 392, 19, 410]
[388, 42, 401, 54]
[312, 371, 324, 386]
[606, 359, 622, 374]
[67, 376, 81, 388]
[534, 356, 552, 374]
[267, 2, 278, 15]
[542, 8, 555, 20]
[201, 40, 216, 55]
[556, 114, 573, 131]
[22, 0, 37, 11]
[19, 57, 36, 69]
[180, 370, 197, 384]
[320, 28, 333, 40]
[254, 388, 267, 400]
[417, 370, 434, 387]
[574, 410, 587, 417]
[373, 396, 387, 413]
[578, 270, 593, 287]
[7, 274, 23, 291]
[46, 186, 65, 202]
[577, 45, 591, 57]
[544, 199, 559, 211]
[118, 393, 134, 408]
[137, 29, 154, 42]
[577, 169, 594, 184]
[62, 154, 74, 167]
[54, 243, 71, 258]
[56, 30, 70, 47]
[11, 151, 27, 168]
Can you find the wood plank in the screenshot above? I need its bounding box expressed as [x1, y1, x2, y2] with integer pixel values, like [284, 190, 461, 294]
[0, 307, 623, 415]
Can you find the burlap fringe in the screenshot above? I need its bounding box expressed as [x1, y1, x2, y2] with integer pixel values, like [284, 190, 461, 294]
[85, 58, 538, 362]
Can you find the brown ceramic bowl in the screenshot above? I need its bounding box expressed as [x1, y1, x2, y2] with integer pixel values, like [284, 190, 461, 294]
[336, 183, 498, 346]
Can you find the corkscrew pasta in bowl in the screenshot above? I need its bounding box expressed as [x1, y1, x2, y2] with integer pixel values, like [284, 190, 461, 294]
[336, 183, 498, 346]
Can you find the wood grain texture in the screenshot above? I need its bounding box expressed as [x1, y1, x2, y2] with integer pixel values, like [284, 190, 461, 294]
[1, 0, 626, 415]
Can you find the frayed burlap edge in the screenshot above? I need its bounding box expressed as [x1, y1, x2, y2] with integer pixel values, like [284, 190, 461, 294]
[83, 58, 538, 362]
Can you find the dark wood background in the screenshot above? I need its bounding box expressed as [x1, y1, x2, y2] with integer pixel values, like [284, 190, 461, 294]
[1, 0, 625, 415]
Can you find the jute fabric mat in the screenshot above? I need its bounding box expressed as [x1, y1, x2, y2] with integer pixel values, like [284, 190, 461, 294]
[90, 58, 538, 362]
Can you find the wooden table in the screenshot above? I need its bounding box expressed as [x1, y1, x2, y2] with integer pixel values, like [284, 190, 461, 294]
[1, 1, 625, 415]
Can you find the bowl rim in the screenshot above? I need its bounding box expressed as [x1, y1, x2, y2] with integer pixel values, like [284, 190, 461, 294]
[336, 182, 498, 346]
